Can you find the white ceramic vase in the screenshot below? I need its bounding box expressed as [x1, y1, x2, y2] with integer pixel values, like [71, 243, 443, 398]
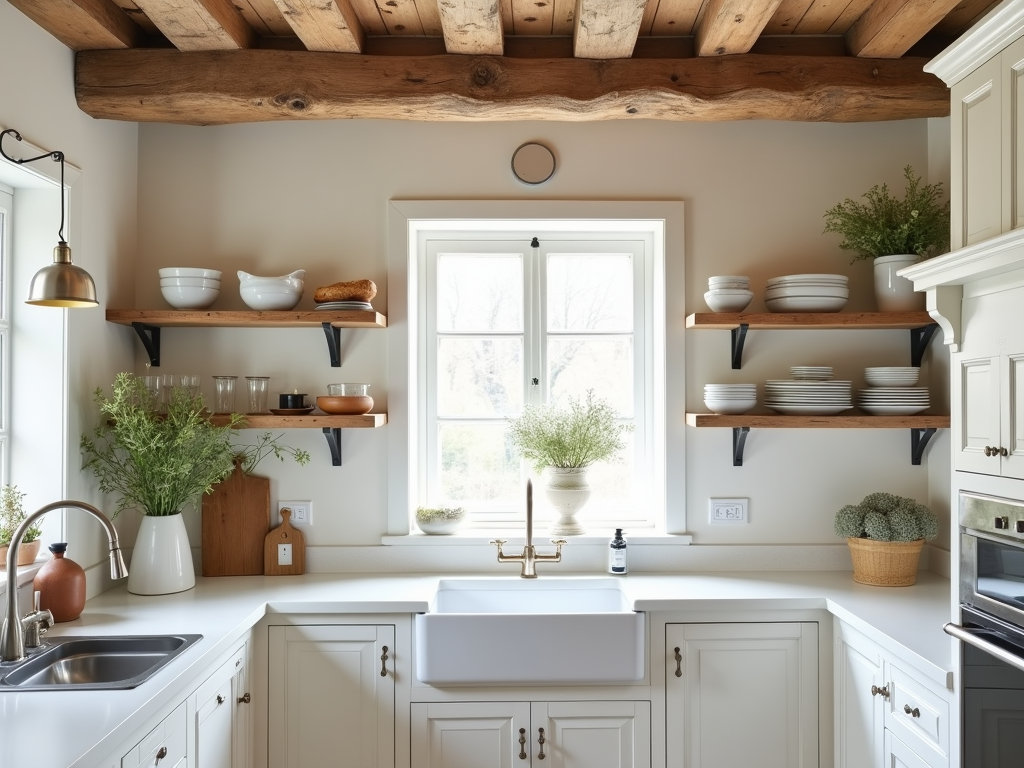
[873, 254, 924, 312]
[128, 513, 196, 595]
[544, 467, 591, 536]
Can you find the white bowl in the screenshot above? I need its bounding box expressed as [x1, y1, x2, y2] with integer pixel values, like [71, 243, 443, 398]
[159, 267, 222, 280]
[709, 275, 750, 283]
[704, 397, 756, 415]
[238, 270, 304, 311]
[160, 277, 221, 288]
[766, 273, 848, 286]
[240, 288, 301, 311]
[764, 285, 850, 299]
[765, 295, 847, 313]
[161, 284, 219, 310]
[704, 290, 753, 313]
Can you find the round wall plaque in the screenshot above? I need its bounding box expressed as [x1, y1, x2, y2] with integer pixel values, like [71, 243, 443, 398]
[511, 142, 556, 185]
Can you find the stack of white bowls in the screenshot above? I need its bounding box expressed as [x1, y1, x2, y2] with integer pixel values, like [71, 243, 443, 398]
[159, 268, 221, 310]
[858, 367, 929, 415]
[864, 366, 919, 387]
[704, 276, 753, 313]
[765, 274, 849, 313]
[704, 383, 757, 415]
[790, 366, 833, 381]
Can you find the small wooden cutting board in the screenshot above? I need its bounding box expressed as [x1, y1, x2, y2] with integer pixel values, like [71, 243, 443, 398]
[202, 462, 270, 576]
[264, 508, 306, 575]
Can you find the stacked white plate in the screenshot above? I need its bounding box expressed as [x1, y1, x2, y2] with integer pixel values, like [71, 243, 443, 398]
[765, 274, 849, 313]
[790, 366, 834, 381]
[764, 379, 853, 415]
[705, 276, 753, 313]
[857, 387, 930, 415]
[864, 366, 920, 387]
[704, 383, 757, 415]
[315, 301, 374, 311]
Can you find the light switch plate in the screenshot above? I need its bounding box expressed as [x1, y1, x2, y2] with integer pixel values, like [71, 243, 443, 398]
[278, 500, 312, 526]
[278, 543, 293, 566]
[709, 498, 748, 525]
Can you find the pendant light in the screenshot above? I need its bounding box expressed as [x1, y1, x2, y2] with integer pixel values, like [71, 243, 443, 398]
[0, 129, 98, 308]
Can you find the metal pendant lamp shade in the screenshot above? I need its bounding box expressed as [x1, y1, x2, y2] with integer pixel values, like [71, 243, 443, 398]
[0, 129, 98, 308]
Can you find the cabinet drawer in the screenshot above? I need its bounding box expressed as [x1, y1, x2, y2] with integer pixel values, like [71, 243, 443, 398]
[885, 663, 949, 766]
[122, 701, 187, 768]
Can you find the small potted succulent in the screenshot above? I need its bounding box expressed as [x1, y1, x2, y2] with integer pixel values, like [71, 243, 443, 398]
[0, 484, 42, 566]
[415, 506, 467, 535]
[835, 491, 939, 586]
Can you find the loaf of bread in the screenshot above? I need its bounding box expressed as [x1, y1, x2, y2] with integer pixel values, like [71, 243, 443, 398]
[314, 279, 377, 303]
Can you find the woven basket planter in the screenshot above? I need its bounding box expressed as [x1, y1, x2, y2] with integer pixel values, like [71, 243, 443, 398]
[846, 537, 924, 587]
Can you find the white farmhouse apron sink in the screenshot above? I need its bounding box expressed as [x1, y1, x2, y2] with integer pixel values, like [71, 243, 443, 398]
[414, 577, 645, 685]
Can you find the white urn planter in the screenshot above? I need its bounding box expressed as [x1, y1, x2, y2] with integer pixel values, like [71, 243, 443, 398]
[128, 514, 196, 595]
[544, 467, 591, 536]
[874, 254, 924, 312]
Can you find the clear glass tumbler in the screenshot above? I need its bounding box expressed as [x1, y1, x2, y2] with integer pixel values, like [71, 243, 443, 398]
[179, 374, 201, 400]
[327, 383, 370, 396]
[141, 375, 161, 406]
[246, 376, 270, 414]
[212, 376, 237, 414]
[159, 373, 175, 412]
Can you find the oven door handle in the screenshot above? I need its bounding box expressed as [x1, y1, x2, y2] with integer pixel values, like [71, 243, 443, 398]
[944, 622, 1024, 674]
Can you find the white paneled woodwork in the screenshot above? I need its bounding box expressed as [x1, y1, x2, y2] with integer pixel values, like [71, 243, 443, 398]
[958, 355, 1000, 473]
[536, 701, 651, 768]
[835, 628, 885, 768]
[963, 688, 1024, 767]
[884, 730, 933, 768]
[195, 678, 233, 768]
[412, 702, 531, 768]
[1005, 36, 1024, 233]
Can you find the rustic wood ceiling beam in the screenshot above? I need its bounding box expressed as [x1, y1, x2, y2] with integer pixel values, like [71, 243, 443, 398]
[846, 0, 963, 58]
[573, 0, 647, 59]
[270, 0, 365, 52]
[6, 0, 145, 49]
[695, 0, 784, 56]
[437, 0, 504, 55]
[76, 49, 949, 125]
[132, 0, 255, 50]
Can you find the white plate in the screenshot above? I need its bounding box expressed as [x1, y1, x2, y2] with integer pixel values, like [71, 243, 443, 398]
[764, 404, 853, 415]
[766, 273, 848, 285]
[765, 296, 848, 313]
[858, 404, 930, 415]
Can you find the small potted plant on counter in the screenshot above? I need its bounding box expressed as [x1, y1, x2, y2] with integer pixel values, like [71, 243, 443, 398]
[0, 484, 42, 566]
[835, 491, 938, 586]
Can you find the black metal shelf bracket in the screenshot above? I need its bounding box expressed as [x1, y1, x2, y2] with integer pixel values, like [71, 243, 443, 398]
[910, 324, 939, 367]
[322, 427, 343, 466]
[732, 426, 750, 467]
[731, 324, 749, 369]
[322, 322, 343, 368]
[911, 427, 937, 466]
[131, 322, 161, 367]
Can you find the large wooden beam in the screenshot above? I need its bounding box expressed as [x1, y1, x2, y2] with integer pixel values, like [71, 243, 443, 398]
[270, 0, 365, 53]
[846, 0, 962, 58]
[7, 0, 145, 49]
[437, 0, 504, 55]
[75, 48, 950, 125]
[573, 0, 647, 59]
[695, 0, 783, 56]
[132, 0, 255, 50]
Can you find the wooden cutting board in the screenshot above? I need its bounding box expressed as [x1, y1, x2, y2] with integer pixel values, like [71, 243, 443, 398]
[264, 508, 306, 576]
[201, 462, 270, 576]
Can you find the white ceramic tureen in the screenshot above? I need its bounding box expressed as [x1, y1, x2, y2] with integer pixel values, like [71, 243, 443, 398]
[238, 269, 305, 311]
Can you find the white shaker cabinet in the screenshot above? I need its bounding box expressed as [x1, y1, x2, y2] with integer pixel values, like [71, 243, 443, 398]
[193, 641, 251, 768]
[665, 622, 818, 768]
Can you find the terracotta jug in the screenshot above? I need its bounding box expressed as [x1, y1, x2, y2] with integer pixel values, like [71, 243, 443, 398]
[33, 542, 86, 622]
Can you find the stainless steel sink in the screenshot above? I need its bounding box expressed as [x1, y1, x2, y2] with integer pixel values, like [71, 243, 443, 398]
[0, 634, 202, 691]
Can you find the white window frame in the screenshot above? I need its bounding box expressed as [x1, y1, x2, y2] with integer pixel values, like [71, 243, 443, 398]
[0, 184, 11, 482]
[387, 200, 686, 537]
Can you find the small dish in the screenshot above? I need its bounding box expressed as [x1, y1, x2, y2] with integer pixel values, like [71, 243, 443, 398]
[269, 407, 315, 415]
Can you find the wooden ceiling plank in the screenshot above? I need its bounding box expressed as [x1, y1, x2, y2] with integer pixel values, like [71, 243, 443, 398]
[270, 0, 365, 52]
[374, 0, 425, 34]
[109, 0, 161, 34]
[438, 0, 504, 54]
[552, 0, 576, 36]
[792, 0, 855, 34]
[76, 49, 950, 124]
[8, 0, 145, 49]
[650, 0, 703, 35]
[824, 0, 872, 33]
[511, 0, 553, 34]
[417, 0, 444, 35]
[574, 0, 647, 59]
[133, 0, 255, 49]
[348, 0, 390, 34]
[695, 0, 784, 56]
[235, 0, 292, 35]
[763, 0, 814, 34]
[931, 0, 999, 37]
[639, 0, 659, 34]
[846, 0, 963, 58]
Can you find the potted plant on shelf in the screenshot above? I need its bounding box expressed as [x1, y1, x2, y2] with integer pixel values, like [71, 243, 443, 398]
[506, 391, 632, 536]
[0, 484, 42, 566]
[835, 491, 939, 586]
[81, 372, 245, 595]
[823, 165, 950, 312]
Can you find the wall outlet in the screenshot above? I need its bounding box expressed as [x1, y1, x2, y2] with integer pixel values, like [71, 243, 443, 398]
[277, 543, 293, 566]
[278, 500, 312, 526]
[709, 498, 748, 525]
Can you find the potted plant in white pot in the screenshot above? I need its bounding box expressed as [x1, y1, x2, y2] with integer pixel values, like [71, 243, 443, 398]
[823, 165, 949, 312]
[835, 492, 939, 586]
[0, 484, 42, 566]
[81, 372, 245, 595]
[506, 391, 632, 536]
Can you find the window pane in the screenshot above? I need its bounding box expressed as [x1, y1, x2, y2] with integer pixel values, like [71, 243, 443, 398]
[548, 337, 634, 416]
[439, 423, 520, 503]
[437, 337, 523, 417]
[437, 254, 523, 332]
[547, 253, 633, 332]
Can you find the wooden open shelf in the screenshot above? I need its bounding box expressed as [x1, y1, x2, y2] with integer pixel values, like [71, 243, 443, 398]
[685, 311, 934, 330]
[211, 413, 387, 429]
[685, 413, 950, 429]
[106, 309, 387, 329]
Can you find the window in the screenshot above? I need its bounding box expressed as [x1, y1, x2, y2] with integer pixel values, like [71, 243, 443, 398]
[0, 185, 11, 482]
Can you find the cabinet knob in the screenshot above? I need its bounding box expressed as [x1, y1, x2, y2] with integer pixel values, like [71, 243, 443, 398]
[1001, 447, 1009, 456]
[904, 704, 921, 718]
[871, 684, 890, 699]
[216, 694, 225, 704]
[155, 747, 168, 763]
[996, 516, 1009, 530]
[985, 446, 995, 456]
[238, 692, 251, 704]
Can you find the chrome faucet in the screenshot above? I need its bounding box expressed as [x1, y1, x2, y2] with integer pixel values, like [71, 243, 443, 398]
[491, 480, 567, 579]
[2, 501, 127, 663]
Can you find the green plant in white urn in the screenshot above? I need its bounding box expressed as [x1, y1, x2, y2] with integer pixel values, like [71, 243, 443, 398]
[506, 391, 632, 536]
[0, 484, 42, 566]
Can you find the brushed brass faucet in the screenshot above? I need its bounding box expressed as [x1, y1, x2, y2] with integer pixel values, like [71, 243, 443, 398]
[491, 479, 567, 579]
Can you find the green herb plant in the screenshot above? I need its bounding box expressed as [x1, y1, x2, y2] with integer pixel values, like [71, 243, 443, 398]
[506, 390, 633, 473]
[823, 165, 950, 262]
[81, 372, 246, 517]
[834, 492, 939, 542]
[0, 484, 41, 547]
[415, 506, 466, 523]
[232, 432, 311, 475]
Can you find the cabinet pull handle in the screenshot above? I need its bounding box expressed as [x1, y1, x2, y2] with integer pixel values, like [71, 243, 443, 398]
[237, 692, 251, 704]
[674, 646, 682, 678]
[380, 645, 389, 677]
[986, 446, 995, 456]
[871, 684, 890, 699]
[155, 747, 168, 763]
[904, 704, 921, 718]
[1001, 447, 1009, 457]
[518, 728, 527, 760]
[537, 727, 546, 760]
[216, 694, 225, 704]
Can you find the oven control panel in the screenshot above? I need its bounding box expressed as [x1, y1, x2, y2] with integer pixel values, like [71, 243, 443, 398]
[962, 492, 1024, 543]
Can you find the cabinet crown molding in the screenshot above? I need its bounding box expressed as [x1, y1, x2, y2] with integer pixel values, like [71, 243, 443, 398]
[899, 228, 1024, 289]
[925, 0, 1024, 85]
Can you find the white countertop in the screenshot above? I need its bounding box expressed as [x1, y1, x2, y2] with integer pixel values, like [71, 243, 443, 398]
[0, 570, 954, 768]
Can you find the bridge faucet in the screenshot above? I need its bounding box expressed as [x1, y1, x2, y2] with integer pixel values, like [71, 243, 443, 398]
[491, 479, 567, 579]
[2, 501, 127, 663]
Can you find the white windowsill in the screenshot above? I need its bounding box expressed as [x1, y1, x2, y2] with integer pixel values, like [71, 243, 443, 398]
[0, 559, 44, 594]
[382, 530, 693, 546]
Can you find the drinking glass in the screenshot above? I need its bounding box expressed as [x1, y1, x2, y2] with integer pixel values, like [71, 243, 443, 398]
[327, 383, 370, 396]
[179, 374, 201, 400]
[246, 376, 270, 414]
[141, 375, 161, 406]
[159, 373, 175, 412]
[212, 376, 237, 414]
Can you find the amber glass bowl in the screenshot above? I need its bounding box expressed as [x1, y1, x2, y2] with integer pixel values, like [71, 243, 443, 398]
[316, 395, 373, 415]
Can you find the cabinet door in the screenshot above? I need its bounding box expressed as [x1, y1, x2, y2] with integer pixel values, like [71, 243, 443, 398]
[534, 701, 650, 768]
[964, 688, 1024, 767]
[269, 624, 395, 768]
[835, 630, 884, 768]
[1001, 353, 1024, 479]
[883, 730, 933, 768]
[1003, 36, 1024, 233]
[666, 623, 818, 768]
[956, 355, 1001, 474]
[411, 701, 531, 768]
[196, 678, 233, 768]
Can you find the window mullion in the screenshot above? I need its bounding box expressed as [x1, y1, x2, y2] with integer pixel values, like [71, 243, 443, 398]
[526, 239, 543, 408]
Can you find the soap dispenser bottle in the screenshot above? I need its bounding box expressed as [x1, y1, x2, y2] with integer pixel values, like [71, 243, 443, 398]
[608, 528, 628, 575]
[33, 542, 86, 622]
